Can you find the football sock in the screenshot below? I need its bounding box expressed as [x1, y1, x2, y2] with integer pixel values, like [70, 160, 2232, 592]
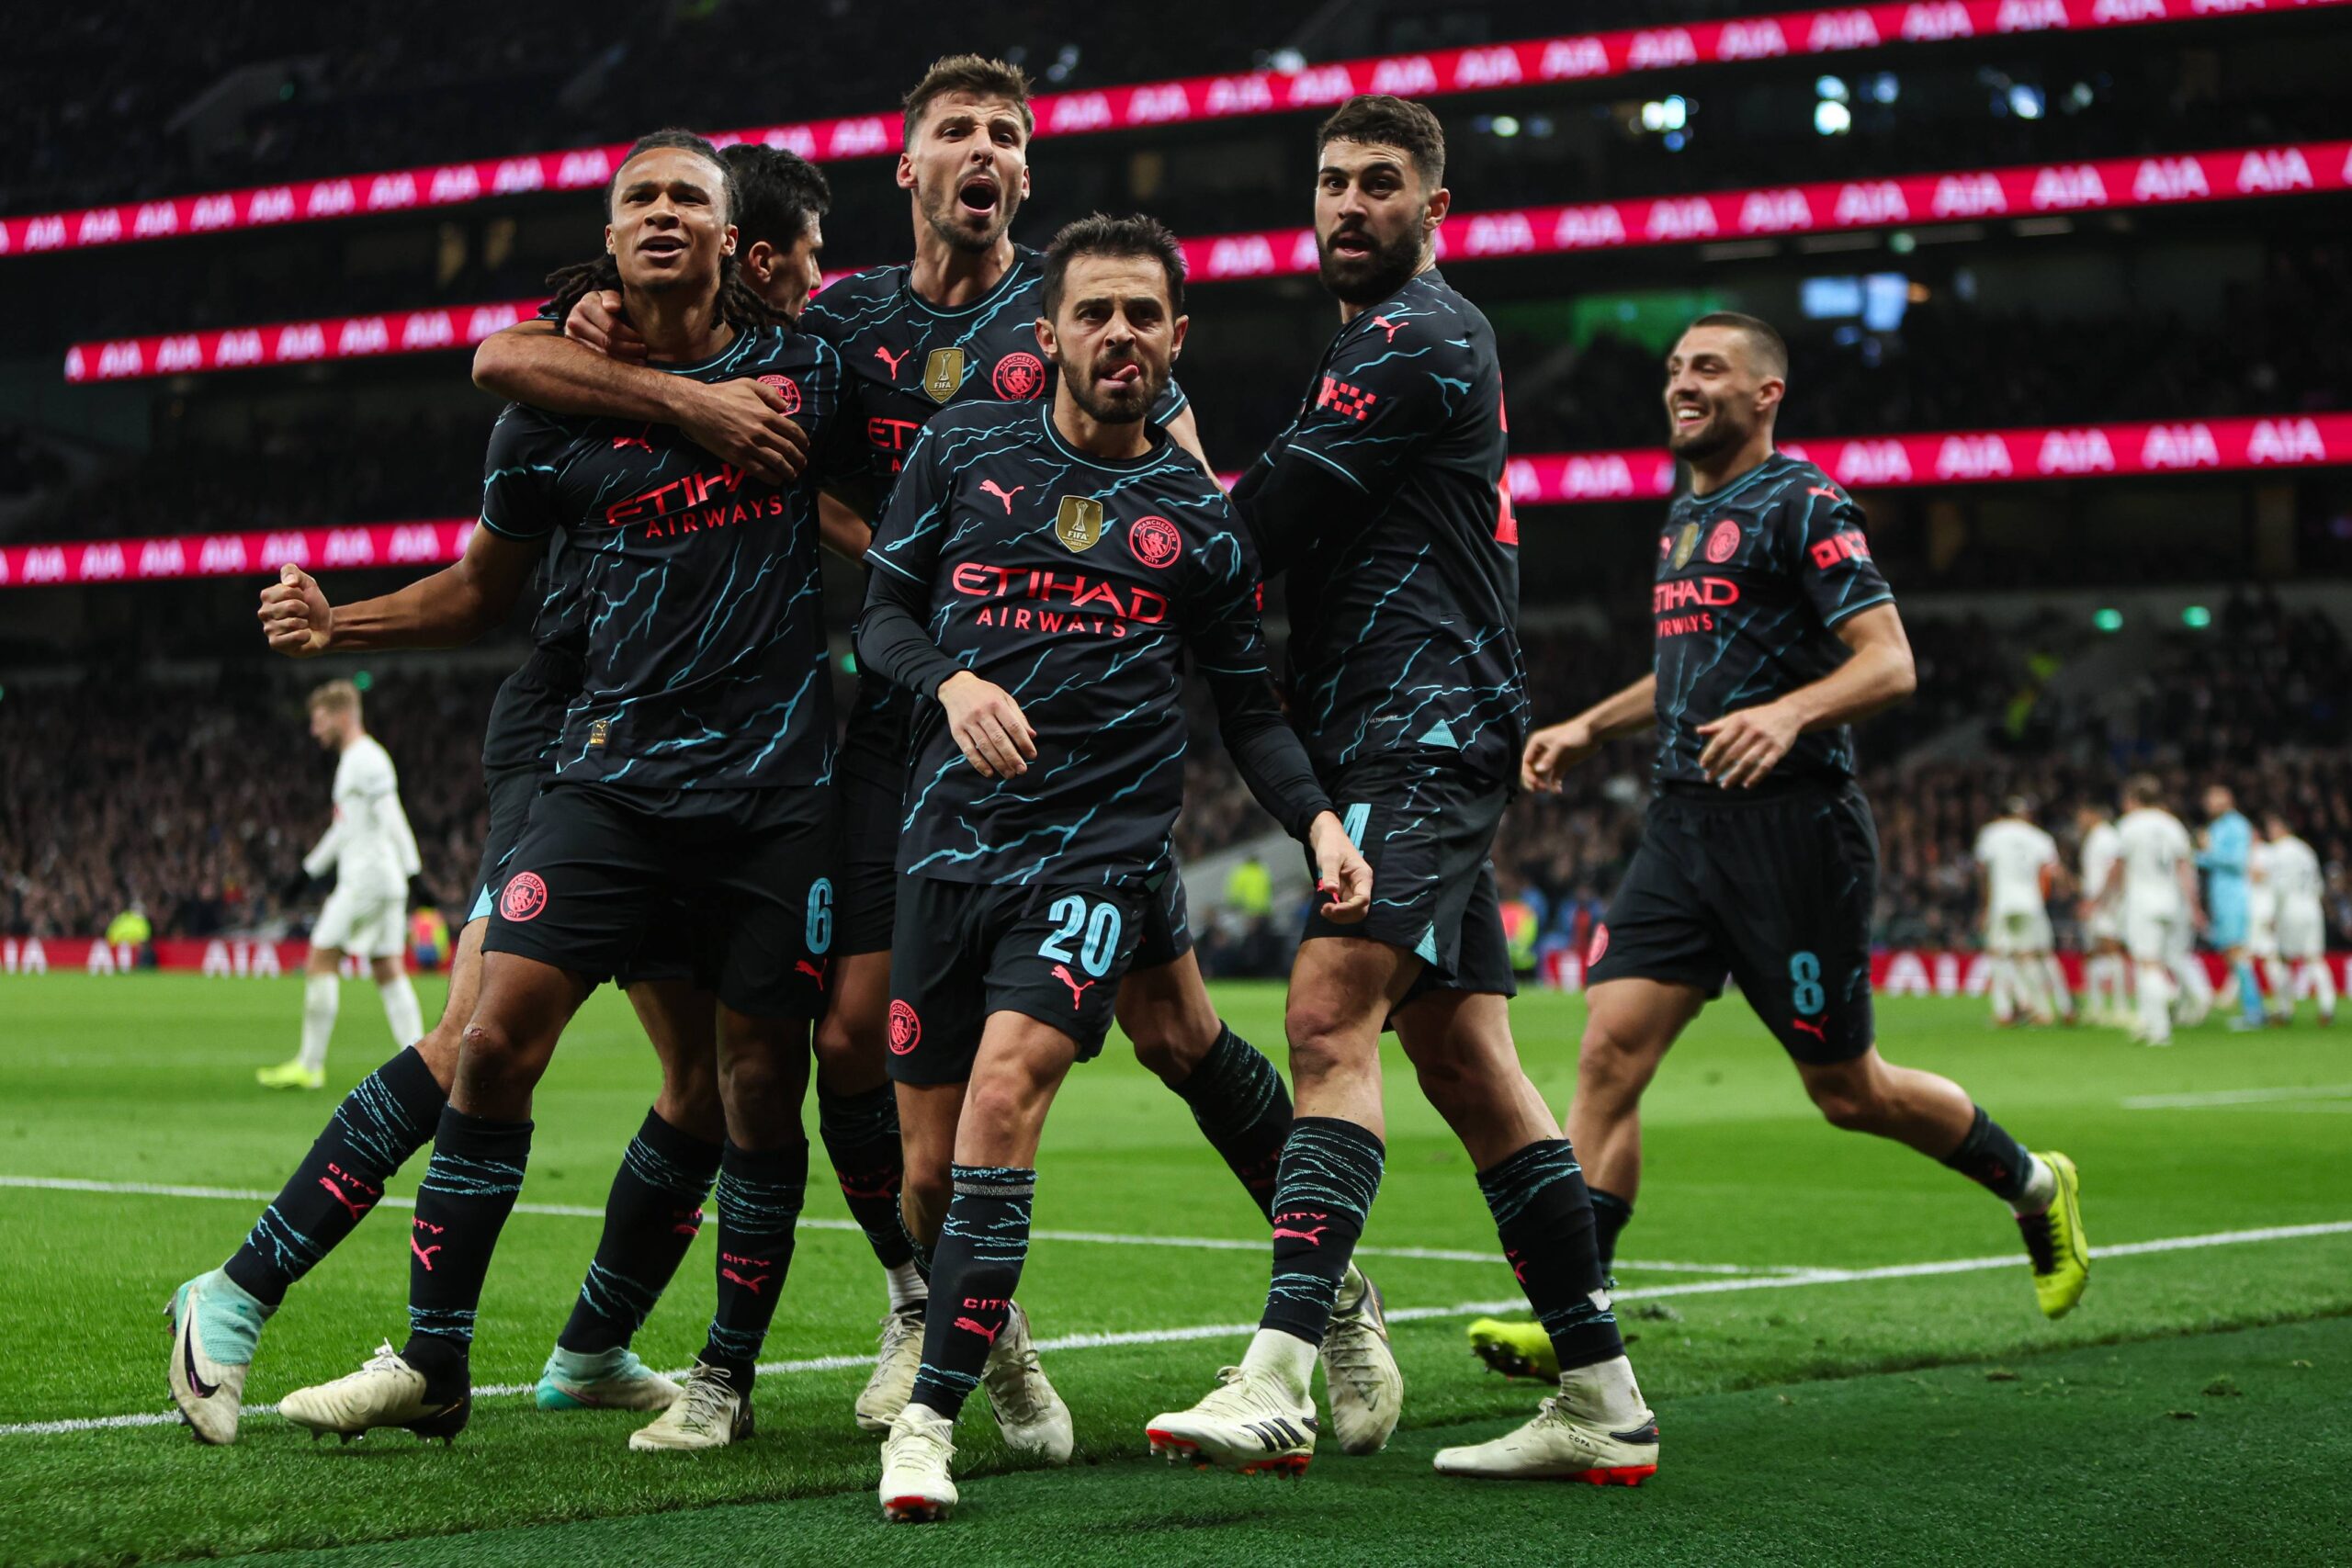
[2263, 958, 2291, 1016]
[2138, 963, 2175, 1042]
[886, 1260, 927, 1312]
[1258, 1117, 1383, 1348]
[2235, 959, 2266, 1027]
[1986, 957, 2016, 1023]
[899, 1202, 935, 1283]
[557, 1108, 721, 1356]
[816, 1083, 915, 1271]
[908, 1165, 1035, 1421]
[1170, 1025, 1292, 1221]
[224, 1045, 446, 1306]
[402, 1106, 532, 1401]
[1939, 1106, 2045, 1211]
[2041, 956, 2075, 1019]
[1478, 1140, 1625, 1373]
[1589, 1187, 1634, 1277]
[1559, 1353, 1651, 1429]
[377, 975, 424, 1047]
[2311, 959, 2338, 1019]
[700, 1139, 808, 1388]
[298, 972, 339, 1073]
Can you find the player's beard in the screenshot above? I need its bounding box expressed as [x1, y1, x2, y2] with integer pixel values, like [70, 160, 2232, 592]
[1056, 346, 1165, 426]
[1667, 400, 1749, 465]
[919, 173, 1019, 255]
[1317, 220, 1422, 306]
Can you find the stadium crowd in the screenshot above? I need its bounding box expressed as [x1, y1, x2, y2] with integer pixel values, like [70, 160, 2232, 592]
[11, 601, 2348, 969]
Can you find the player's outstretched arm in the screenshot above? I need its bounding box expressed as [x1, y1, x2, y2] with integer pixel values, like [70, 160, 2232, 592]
[1523, 673, 1657, 792]
[471, 318, 808, 484]
[256, 525, 540, 657]
[1697, 603, 1916, 789]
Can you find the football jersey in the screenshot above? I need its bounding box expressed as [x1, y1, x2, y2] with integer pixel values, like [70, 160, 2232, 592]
[305, 734, 421, 895]
[1974, 818, 2057, 912]
[2199, 811, 2255, 904]
[2081, 820, 2121, 908]
[2116, 807, 2194, 914]
[1242, 267, 1525, 783]
[1648, 454, 1894, 786]
[479, 536, 588, 774]
[864, 400, 1260, 887]
[2269, 834, 2324, 905]
[805, 243, 1191, 791]
[477, 323, 855, 790]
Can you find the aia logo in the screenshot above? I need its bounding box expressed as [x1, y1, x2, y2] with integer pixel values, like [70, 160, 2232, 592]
[1587, 922, 1610, 965]
[500, 871, 548, 923]
[758, 374, 801, 416]
[1127, 514, 1182, 570]
[1704, 520, 1741, 564]
[992, 351, 1045, 400]
[888, 999, 922, 1055]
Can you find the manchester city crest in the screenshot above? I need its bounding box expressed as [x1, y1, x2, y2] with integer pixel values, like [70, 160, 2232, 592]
[1054, 496, 1106, 553]
[922, 347, 967, 403]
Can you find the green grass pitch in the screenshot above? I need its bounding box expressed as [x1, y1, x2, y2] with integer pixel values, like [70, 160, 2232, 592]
[2, 975, 2348, 1566]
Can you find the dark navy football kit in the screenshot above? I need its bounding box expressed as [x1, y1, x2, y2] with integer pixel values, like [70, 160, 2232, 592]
[474, 323, 856, 1020]
[804, 246, 1194, 961]
[857, 400, 1332, 1083]
[1231, 266, 1523, 997]
[1584, 453, 1895, 1063]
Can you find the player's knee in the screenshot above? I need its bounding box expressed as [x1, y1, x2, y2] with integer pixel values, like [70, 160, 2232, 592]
[900, 1161, 953, 1226]
[1284, 997, 1369, 1088]
[1126, 1010, 1212, 1083]
[1805, 1075, 1885, 1133]
[1408, 1048, 1486, 1122]
[1576, 1014, 1657, 1100]
[457, 1015, 544, 1094]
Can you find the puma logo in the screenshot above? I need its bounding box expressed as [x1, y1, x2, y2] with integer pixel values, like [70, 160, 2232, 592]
[1791, 1018, 1827, 1043]
[611, 429, 654, 453]
[1507, 1248, 1530, 1285]
[672, 1206, 704, 1238]
[1806, 486, 1844, 501]
[319, 1176, 371, 1222]
[721, 1269, 771, 1295]
[1050, 963, 1096, 1008]
[1271, 1224, 1330, 1247]
[979, 479, 1026, 513]
[410, 1237, 442, 1270]
[874, 344, 910, 377]
[954, 1315, 1001, 1347]
[1370, 314, 1405, 343]
[796, 958, 828, 990]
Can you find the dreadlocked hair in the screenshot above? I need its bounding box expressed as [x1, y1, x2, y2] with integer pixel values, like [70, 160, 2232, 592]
[542, 252, 784, 336]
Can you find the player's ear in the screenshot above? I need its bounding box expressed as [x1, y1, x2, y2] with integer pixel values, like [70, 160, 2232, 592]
[895, 152, 917, 193]
[1756, 376, 1786, 417]
[1423, 185, 1451, 234]
[1035, 316, 1057, 358]
[1169, 314, 1189, 360]
[605, 222, 616, 256]
[742, 238, 775, 286]
[720, 222, 739, 259]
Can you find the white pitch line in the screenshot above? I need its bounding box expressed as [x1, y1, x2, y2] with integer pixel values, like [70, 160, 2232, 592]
[6, 1216, 2347, 1440]
[0, 1174, 1768, 1275]
[2122, 1083, 2352, 1110]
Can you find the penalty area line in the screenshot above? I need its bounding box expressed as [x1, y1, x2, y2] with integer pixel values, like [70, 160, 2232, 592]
[6, 1216, 2349, 1439]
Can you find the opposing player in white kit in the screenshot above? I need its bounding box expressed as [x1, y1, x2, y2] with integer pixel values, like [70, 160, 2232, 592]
[1974, 800, 2072, 1026]
[258, 680, 424, 1089]
[2075, 803, 2129, 1027]
[2102, 776, 2201, 1047]
[2259, 813, 2335, 1024]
